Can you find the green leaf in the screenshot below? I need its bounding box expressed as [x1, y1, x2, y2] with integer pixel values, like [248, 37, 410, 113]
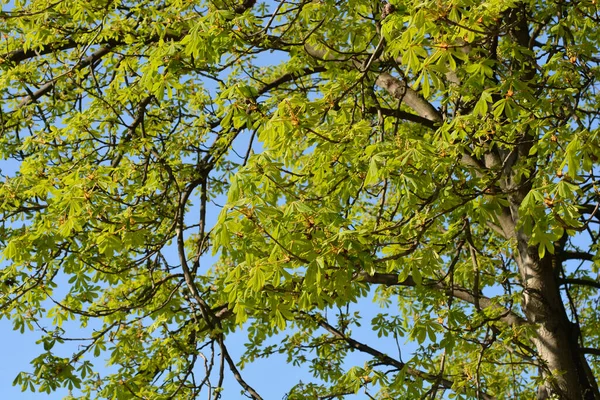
[365, 157, 379, 185]
[411, 265, 422, 286]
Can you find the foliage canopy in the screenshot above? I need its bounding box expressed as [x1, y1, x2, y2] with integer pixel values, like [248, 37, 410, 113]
[1, 0, 600, 398]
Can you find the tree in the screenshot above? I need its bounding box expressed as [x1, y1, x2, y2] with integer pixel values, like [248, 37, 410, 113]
[1, 0, 600, 398]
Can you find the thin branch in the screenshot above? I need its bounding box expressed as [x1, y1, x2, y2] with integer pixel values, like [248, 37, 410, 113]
[217, 336, 264, 399]
[306, 312, 496, 400]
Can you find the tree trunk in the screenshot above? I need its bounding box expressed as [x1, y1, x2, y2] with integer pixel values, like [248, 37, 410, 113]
[502, 201, 600, 399]
[497, 5, 600, 397]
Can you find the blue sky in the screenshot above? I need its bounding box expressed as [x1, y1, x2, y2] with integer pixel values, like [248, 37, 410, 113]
[0, 21, 410, 397]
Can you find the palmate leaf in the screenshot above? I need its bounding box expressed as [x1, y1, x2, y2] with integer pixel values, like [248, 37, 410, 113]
[1, 0, 600, 399]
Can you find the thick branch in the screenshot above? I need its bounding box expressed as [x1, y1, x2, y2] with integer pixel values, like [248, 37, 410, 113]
[18, 44, 113, 107]
[581, 348, 600, 357]
[359, 272, 527, 327]
[367, 106, 436, 129]
[2, 32, 180, 65]
[375, 72, 443, 123]
[257, 66, 326, 95]
[302, 42, 442, 123]
[559, 251, 595, 262]
[561, 278, 600, 290]
[3, 40, 84, 64]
